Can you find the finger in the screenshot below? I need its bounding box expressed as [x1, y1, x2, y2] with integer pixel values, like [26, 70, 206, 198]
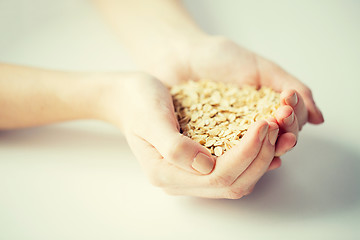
[293, 85, 324, 124]
[158, 132, 216, 175]
[244, 184, 256, 196]
[231, 122, 278, 191]
[274, 132, 297, 157]
[266, 115, 296, 156]
[171, 157, 282, 199]
[279, 76, 324, 125]
[165, 123, 279, 200]
[267, 157, 282, 171]
[258, 58, 324, 125]
[163, 156, 280, 199]
[137, 87, 215, 175]
[209, 120, 269, 186]
[275, 105, 299, 138]
[280, 89, 307, 128]
[126, 133, 209, 188]
[154, 130, 216, 176]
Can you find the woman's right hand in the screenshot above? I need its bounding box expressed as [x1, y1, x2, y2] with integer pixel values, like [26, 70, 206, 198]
[99, 73, 281, 199]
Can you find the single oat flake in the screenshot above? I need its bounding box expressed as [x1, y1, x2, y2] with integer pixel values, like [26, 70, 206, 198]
[171, 80, 280, 156]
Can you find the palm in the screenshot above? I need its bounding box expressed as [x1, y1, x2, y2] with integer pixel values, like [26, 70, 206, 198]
[148, 37, 322, 130]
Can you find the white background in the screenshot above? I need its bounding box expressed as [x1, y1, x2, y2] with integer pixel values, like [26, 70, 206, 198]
[1, 0, 359, 239]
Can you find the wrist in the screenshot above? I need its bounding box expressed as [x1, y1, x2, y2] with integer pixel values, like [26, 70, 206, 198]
[85, 72, 129, 131]
[62, 73, 106, 121]
[137, 34, 235, 85]
[136, 32, 212, 75]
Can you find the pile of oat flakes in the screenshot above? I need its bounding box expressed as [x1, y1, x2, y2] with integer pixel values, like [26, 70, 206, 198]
[171, 80, 280, 156]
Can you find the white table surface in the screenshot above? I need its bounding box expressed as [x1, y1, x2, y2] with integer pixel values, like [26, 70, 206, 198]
[1, 0, 359, 239]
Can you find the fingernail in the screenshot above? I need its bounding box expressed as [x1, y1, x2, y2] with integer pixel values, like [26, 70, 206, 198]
[269, 128, 279, 145]
[285, 92, 298, 106]
[192, 153, 215, 174]
[259, 124, 269, 141]
[283, 111, 295, 126]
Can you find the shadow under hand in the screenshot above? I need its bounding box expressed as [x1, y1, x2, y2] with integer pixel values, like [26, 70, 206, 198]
[190, 133, 360, 219]
[0, 121, 130, 164]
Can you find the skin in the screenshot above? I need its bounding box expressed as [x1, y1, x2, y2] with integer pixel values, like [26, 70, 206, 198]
[0, 64, 104, 128]
[0, 65, 315, 199]
[94, 0, 323, 197]
[0, 0, 324, 199]
[95, 0, 323, 126]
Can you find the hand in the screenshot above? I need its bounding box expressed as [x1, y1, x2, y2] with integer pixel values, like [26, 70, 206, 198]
[131, 116, 280, 199]
[95, 0, 323, 197]
[142, 36, 324, 159]
[99, 73, 280, 198]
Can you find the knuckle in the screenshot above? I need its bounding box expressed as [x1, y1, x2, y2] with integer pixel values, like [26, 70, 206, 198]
[251, 165, 264, 176]
[213, 36, 237, 50]
[163, 189, 178, 196]
[244, 188, 254, 196]
[166, 135, 188, 161]
[242, 150, 257, 161]
[209, 174, 234, 187]
[147, 168, 165, 187]
[224, 188, 245, 199]
[131, 72, 156, 82]
[282, 104, 293, 112]
[239, 147, 259, 162]
[148, 175, 163, 187]
[301, 88, 313, 99]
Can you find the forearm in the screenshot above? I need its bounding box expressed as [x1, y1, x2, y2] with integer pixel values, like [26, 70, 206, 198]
[94, 0, 207, 67]
[0, 64, 108, 129]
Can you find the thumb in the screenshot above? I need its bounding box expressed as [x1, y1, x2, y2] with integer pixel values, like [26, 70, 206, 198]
[139, 97, 216, 175]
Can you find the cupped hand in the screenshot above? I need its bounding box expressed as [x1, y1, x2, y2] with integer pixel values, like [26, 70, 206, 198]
[142, 36, 324, 159]
[101, 73, 216, 175]
[100, 73, 280, 198]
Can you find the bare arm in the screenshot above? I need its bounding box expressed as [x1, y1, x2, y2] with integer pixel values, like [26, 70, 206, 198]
[0, 64, 107, 129]
[94, 0, 206, 70]
[95, 0, 324, 129]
